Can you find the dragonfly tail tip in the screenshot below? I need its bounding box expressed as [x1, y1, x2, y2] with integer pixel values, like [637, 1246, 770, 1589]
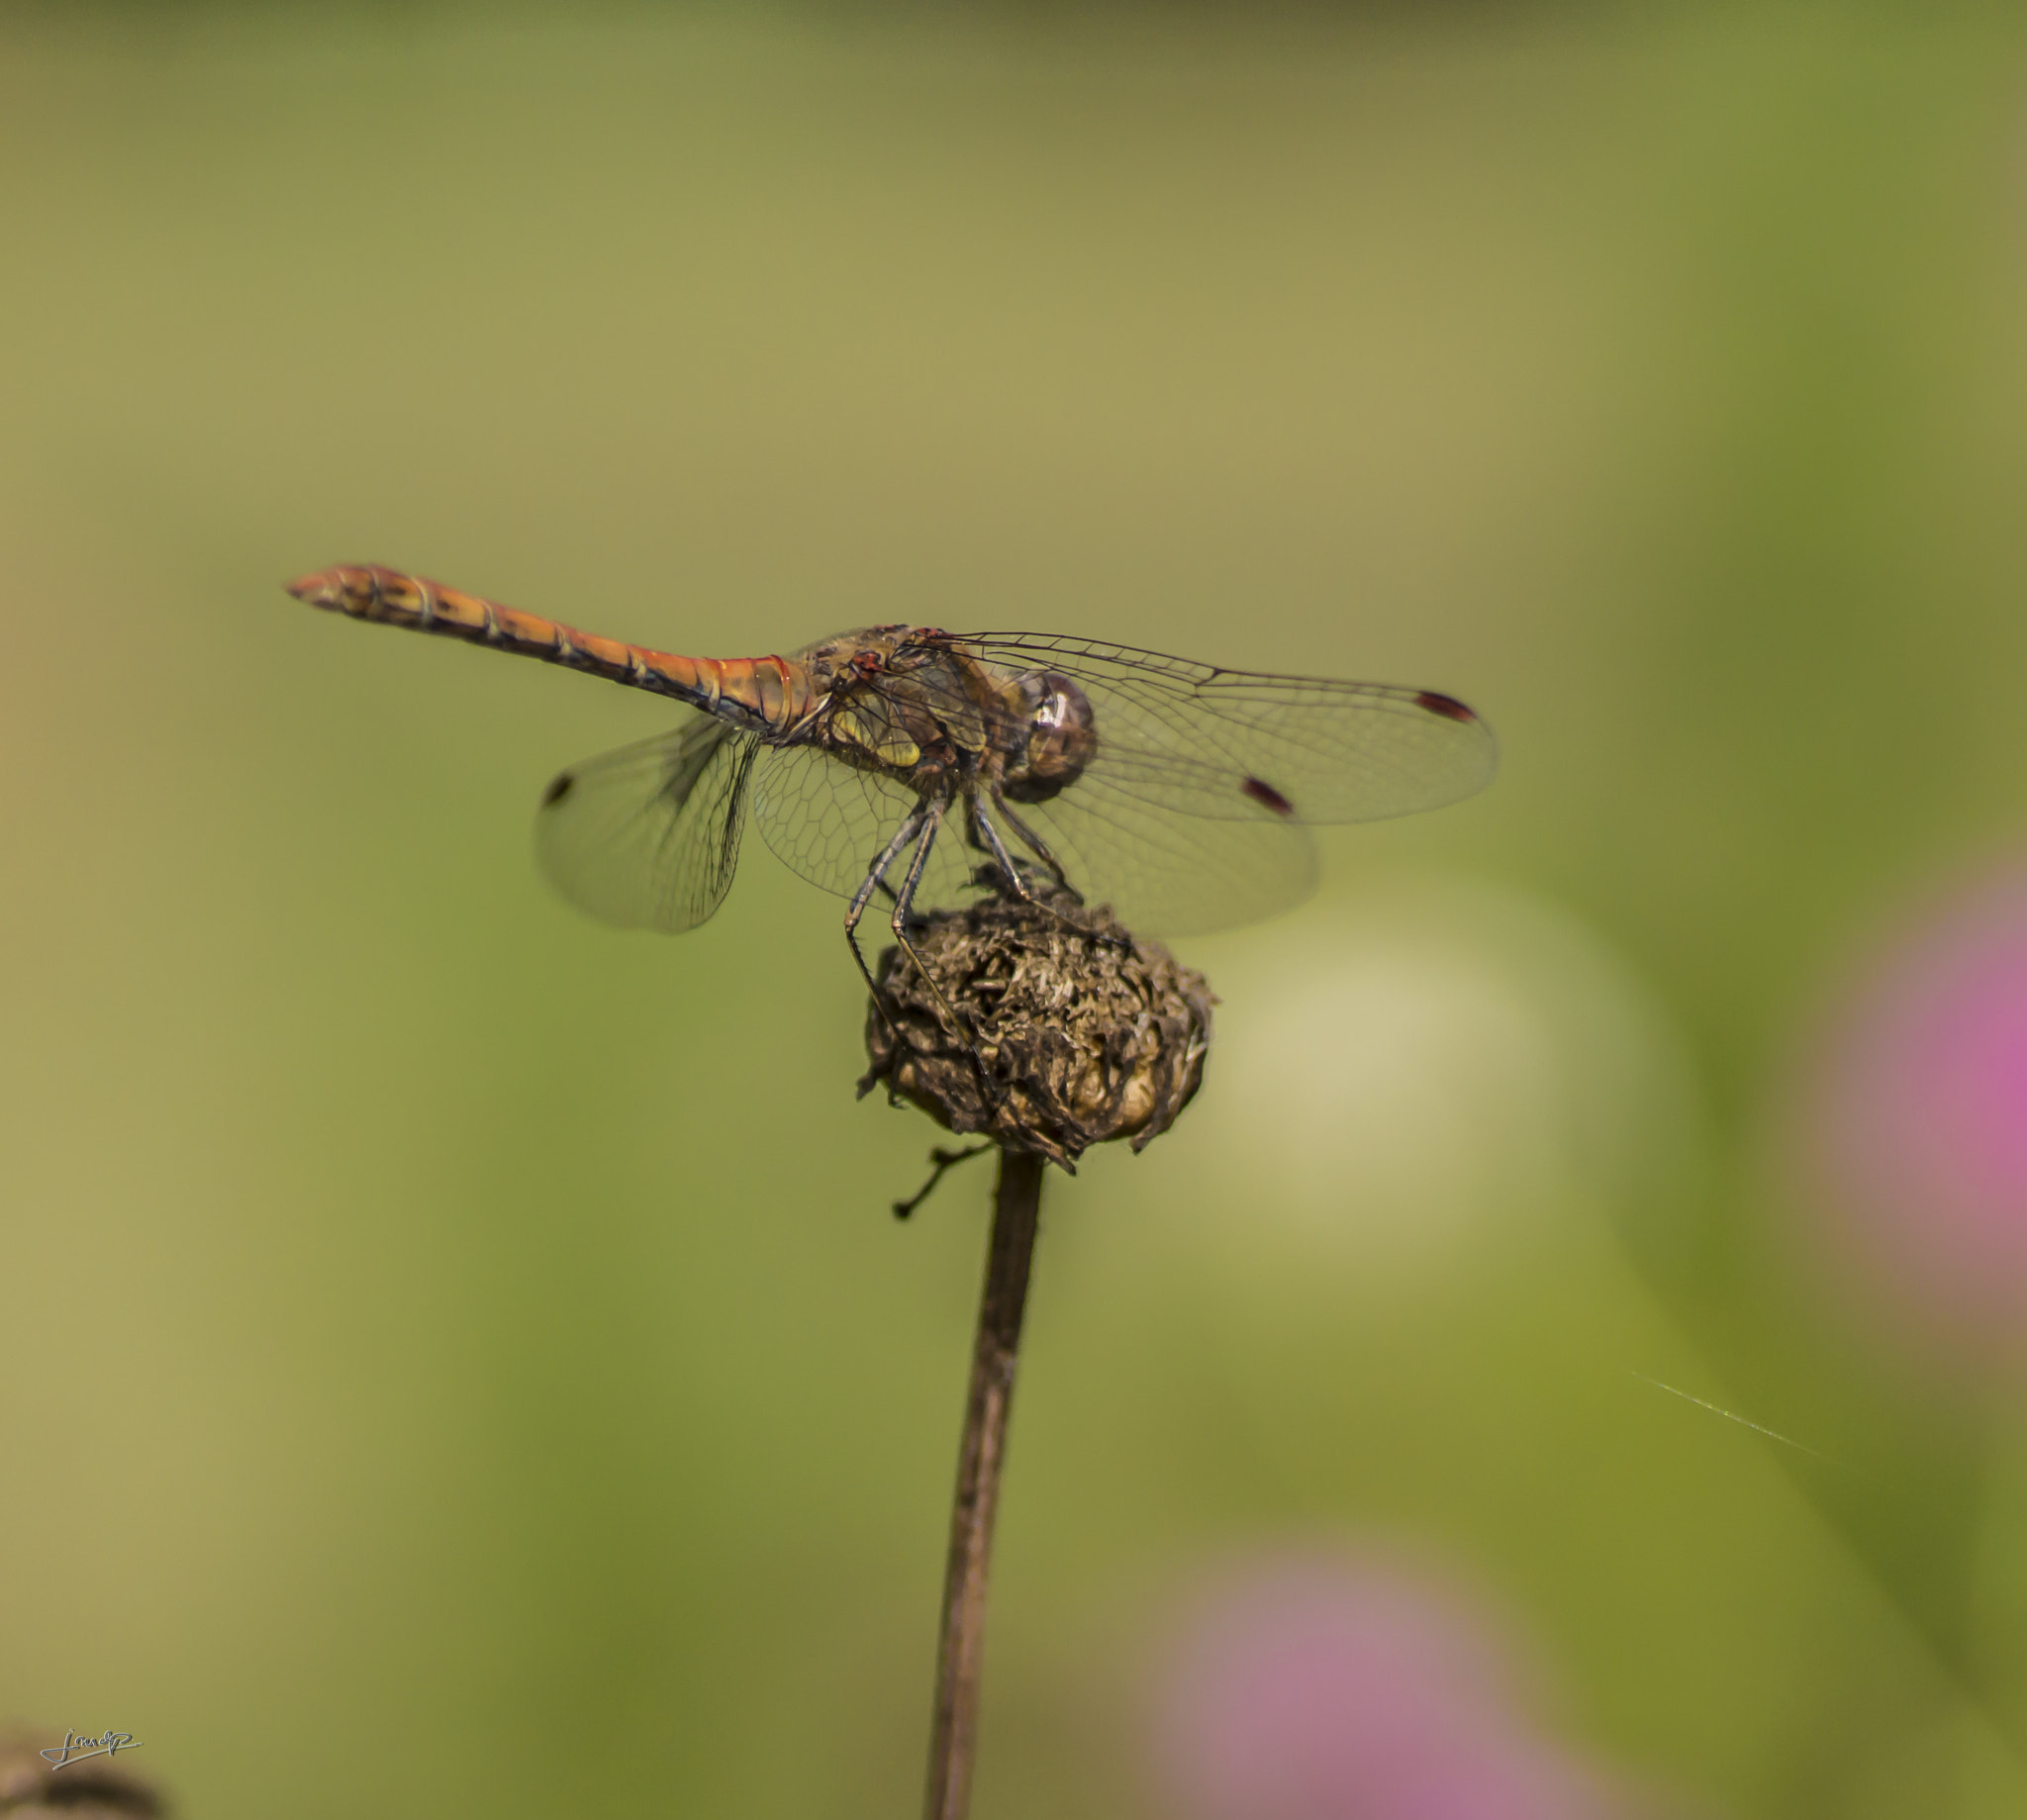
[286, 566, 357, 608]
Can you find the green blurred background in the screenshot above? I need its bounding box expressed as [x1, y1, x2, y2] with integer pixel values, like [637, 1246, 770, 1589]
[5, 3, 2027, 1814]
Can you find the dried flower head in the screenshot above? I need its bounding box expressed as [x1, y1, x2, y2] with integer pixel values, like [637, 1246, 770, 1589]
[859, 895, 1213, 1169]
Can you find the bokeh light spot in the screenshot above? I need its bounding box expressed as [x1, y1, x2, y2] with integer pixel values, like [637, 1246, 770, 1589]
[1147, 1552, 1627, 1820]
[1803, 861, 2027, 1347]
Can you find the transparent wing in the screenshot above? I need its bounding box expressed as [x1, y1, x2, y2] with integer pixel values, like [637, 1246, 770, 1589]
[661, 633, 1493, 937]
[955, 631, 1498, 825]
[991, 772, 1316, 934]
[744, 739, 1314, 935]
[746, 743, 984, 910]
[534, 716, 760, 932]
[828, 629, 1492, 931]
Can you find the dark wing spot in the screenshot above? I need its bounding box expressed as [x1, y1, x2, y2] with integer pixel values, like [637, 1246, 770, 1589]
[1414, 691, 1477, 723]
[540, 772, 575, 809]
[1241, 776, 1296, 817]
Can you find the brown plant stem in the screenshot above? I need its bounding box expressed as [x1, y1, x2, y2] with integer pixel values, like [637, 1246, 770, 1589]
[922, 1144, 1046, 1820]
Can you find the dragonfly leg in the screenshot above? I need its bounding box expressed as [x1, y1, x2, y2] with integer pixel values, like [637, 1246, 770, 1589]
[981, 789, 1128, 948]
[887, 801, 1006, 1102]
[987, 788, 1076, 896]
[845, 806, 928, 1017]
[970, 795, 1067, 911]
[886, 797, 952, 984]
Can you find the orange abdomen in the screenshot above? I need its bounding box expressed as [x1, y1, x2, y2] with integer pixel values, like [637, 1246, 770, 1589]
[287, 564, 812, 729]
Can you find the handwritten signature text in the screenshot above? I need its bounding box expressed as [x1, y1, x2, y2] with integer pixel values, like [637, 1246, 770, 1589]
[41, 1731, 142, 1771]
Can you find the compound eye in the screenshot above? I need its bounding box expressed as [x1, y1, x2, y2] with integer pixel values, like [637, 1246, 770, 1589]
[1004, 672, 1097, 804]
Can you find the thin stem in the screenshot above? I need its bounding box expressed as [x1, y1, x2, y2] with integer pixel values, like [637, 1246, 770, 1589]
[922, 1145, 1046, 1820]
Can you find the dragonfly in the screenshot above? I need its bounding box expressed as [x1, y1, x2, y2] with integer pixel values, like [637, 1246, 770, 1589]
[288, 565, 1496, 1000]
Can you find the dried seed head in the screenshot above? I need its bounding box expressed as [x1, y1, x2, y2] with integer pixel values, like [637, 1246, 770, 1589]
[859, 897, 1214, 1170]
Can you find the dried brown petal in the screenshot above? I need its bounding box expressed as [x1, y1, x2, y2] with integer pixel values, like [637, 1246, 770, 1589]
[858, 897, 1213, 1170]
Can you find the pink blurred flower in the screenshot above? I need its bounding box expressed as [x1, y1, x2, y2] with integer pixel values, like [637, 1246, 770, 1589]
[1803, 862, 2027, 1346]
[1148, 1554, 1625, 1820]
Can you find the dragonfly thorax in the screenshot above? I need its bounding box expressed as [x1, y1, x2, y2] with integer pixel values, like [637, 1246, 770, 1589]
[797, 624, 917, 692]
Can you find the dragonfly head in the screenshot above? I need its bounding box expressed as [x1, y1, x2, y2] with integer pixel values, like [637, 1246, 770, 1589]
[1002, 671, 1097, 804]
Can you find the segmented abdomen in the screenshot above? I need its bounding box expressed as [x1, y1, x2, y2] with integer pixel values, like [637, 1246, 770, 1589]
[287, 564, 810, 729]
